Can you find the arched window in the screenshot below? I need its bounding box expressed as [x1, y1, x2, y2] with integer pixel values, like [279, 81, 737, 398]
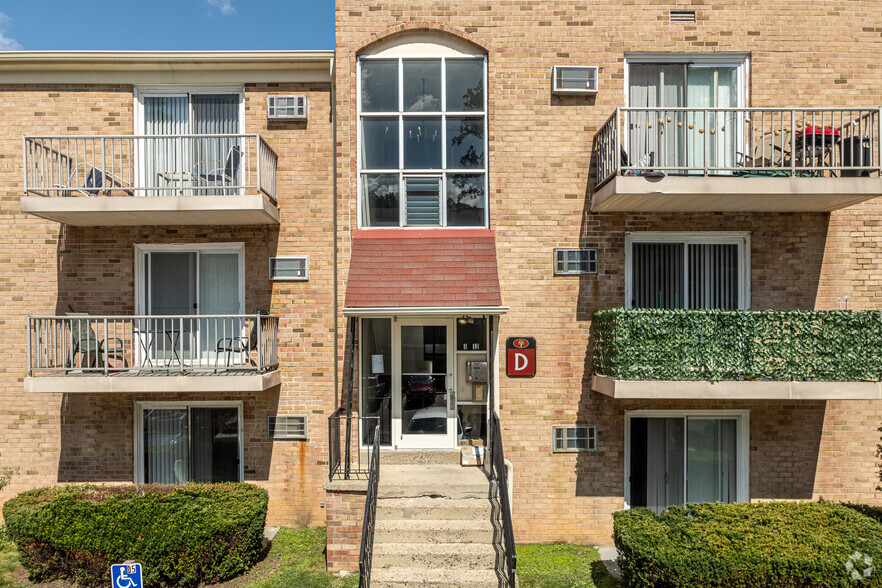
[358, 35, 487, 228]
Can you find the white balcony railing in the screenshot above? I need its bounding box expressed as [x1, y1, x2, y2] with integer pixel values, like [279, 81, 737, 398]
[23, 134, 278, 202]
[595, 107, 881, 186]
[27, 314, 279, 376]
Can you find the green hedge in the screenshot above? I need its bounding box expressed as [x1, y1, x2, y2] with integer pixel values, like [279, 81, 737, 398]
[614, 502, 882, 587]
[593, 308, 882, 381]
[3, 483, 268, 587]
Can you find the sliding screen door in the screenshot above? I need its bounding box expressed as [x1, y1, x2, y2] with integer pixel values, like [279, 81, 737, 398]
[192, 95, 240, 194]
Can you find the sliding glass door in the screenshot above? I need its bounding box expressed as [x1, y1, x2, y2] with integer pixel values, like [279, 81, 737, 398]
[629, 63, 740, 172]
[141, 404, 241, 484]
[629, 414, 743, 513]
[139, 92, 241, 195]
[139, 245, 243, 366]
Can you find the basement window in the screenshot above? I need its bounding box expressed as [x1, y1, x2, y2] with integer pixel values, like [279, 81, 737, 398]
[553, 425, 597, 452]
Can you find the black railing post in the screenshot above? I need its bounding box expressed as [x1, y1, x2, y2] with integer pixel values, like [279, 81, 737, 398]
[344, 317, 356, 480]
[358, 424, 380, 588]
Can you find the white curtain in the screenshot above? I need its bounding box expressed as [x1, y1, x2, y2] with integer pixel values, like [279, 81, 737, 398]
[686, 419, 737, 504]
[192, 95, 240, 194]
[686, 66, 737, 170]
[198, 253, 241, 360]
[143, 408, 189, 484]
[149, 252, 196, 361]
[628, 65, 684, 170]
[143, 96, 188, 195]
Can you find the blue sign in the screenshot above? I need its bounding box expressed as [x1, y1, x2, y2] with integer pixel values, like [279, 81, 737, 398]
[111, 563, 142, 588]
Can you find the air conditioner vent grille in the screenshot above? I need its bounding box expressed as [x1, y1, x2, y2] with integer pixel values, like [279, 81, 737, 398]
[670, 10, 697, 23]
[268, 415, 307, 439]
[267, 95, 308, 120]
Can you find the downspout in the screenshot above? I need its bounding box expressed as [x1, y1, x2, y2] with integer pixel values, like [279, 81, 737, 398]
[331, 54, 339, 409]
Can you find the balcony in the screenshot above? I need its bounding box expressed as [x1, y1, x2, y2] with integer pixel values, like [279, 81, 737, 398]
[21, 134, 279, 225]
[591, 308, 882, 400]
[593, 107, 882, 212]
[25, 314, 280, 393]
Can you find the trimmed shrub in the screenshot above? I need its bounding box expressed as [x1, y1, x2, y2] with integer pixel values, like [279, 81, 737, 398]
[3, 483, 268, 587]
[614, 502, 882, 587]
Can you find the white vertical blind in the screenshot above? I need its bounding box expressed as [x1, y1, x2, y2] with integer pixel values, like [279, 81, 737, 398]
[144, 408, 189, 484]
[631, 241, 741, 310]
[144, 96, 189, 195]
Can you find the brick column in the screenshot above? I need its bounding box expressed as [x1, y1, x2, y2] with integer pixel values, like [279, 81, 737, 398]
[323, 479, 369, 573]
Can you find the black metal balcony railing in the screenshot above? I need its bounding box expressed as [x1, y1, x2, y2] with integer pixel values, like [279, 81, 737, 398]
[595, 107, 881, 186]
[27, 314, 279, 376]
[592, 308, 882, 382]
[23, 134, 278, 202]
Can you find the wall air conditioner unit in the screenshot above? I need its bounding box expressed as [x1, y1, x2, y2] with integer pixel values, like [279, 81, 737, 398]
[552, 66, 598, 95]
[267, 95, 308, 120]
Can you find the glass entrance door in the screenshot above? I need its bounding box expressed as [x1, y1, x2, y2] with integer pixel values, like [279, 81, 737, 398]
[394, 319, 455, 449]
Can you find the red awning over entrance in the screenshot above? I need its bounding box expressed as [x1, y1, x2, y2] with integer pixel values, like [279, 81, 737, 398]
[344, 229, 502, 309]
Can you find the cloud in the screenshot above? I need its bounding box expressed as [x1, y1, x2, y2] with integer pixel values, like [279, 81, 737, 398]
[0, 13, 22, 50]
[206, 0, 236, 16]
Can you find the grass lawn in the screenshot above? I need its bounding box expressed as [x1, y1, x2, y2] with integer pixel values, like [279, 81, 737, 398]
[517, 543, 621, 588]
[0, 527, 357, 588]
[1, 526, 617, 588]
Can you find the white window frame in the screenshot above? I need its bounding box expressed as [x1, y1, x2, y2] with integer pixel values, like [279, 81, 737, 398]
[624, 231, 751, 310]
[623, 53, 750, 109]
[552, 425, 598, 452]
[133, 86, 246, 194]
[357, 52, 489, 229]
[133, 85, 246, 135]
[133, 242, 246, 316]
[133, 400, 245, 484]
[269, 256, 309, 282]
[554, 248, 598, 275]
[623, 409, 750, 510]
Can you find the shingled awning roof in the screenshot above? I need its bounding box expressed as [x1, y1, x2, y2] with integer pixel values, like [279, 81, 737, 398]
[343, 229, 504, 314]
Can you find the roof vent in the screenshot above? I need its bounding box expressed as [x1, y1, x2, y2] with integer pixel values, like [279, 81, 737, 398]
[669, 9, 697, 23]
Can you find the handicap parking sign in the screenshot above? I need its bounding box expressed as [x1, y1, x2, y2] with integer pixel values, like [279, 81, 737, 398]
[111, 563, 142, 588]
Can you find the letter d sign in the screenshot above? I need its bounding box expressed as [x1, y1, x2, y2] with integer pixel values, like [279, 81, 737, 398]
[506, 337, 536, 378]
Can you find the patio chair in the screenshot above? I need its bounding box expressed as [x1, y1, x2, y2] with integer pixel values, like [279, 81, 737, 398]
[199, 144, 241, 191]
[55, 164, 127, 197]
[65, 313, 128, 369]
[215, 311, 265, 369]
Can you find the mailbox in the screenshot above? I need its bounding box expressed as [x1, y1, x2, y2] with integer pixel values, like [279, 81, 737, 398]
[466, 361, 488, 384]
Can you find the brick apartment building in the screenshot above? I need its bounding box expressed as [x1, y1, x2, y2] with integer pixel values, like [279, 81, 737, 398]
[2, 0, 882, 574]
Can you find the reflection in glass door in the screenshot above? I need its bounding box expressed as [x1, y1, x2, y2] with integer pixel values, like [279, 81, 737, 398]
[397, 322, 454, 449]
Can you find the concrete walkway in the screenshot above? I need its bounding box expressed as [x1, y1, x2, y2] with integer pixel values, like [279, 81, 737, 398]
[595, 546, 621, 579]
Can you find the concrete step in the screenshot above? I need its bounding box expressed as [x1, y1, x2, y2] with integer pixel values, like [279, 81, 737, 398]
[381, 450, 463, 465]
[379, 464, 490, 499]
[377, 496, 491, 521]
[374, 519, 495, 544]
[372, 542, 498, 569]
[370, 566, 500, 588]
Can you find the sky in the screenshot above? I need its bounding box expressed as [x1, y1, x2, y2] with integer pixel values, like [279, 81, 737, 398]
[0, 1, 334, 51]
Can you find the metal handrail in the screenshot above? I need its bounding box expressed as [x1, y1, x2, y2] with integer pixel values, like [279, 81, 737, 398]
[358, 424, 380, 588]
[489, 410, 517, 587]
[328, 412, 379, 481]
[595, 106, 882, 186]
[27, 313, 278, 376]
[23, 133, 278, 202]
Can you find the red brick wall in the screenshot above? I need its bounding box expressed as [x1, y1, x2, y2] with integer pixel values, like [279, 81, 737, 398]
[324, 488, 367, 573]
